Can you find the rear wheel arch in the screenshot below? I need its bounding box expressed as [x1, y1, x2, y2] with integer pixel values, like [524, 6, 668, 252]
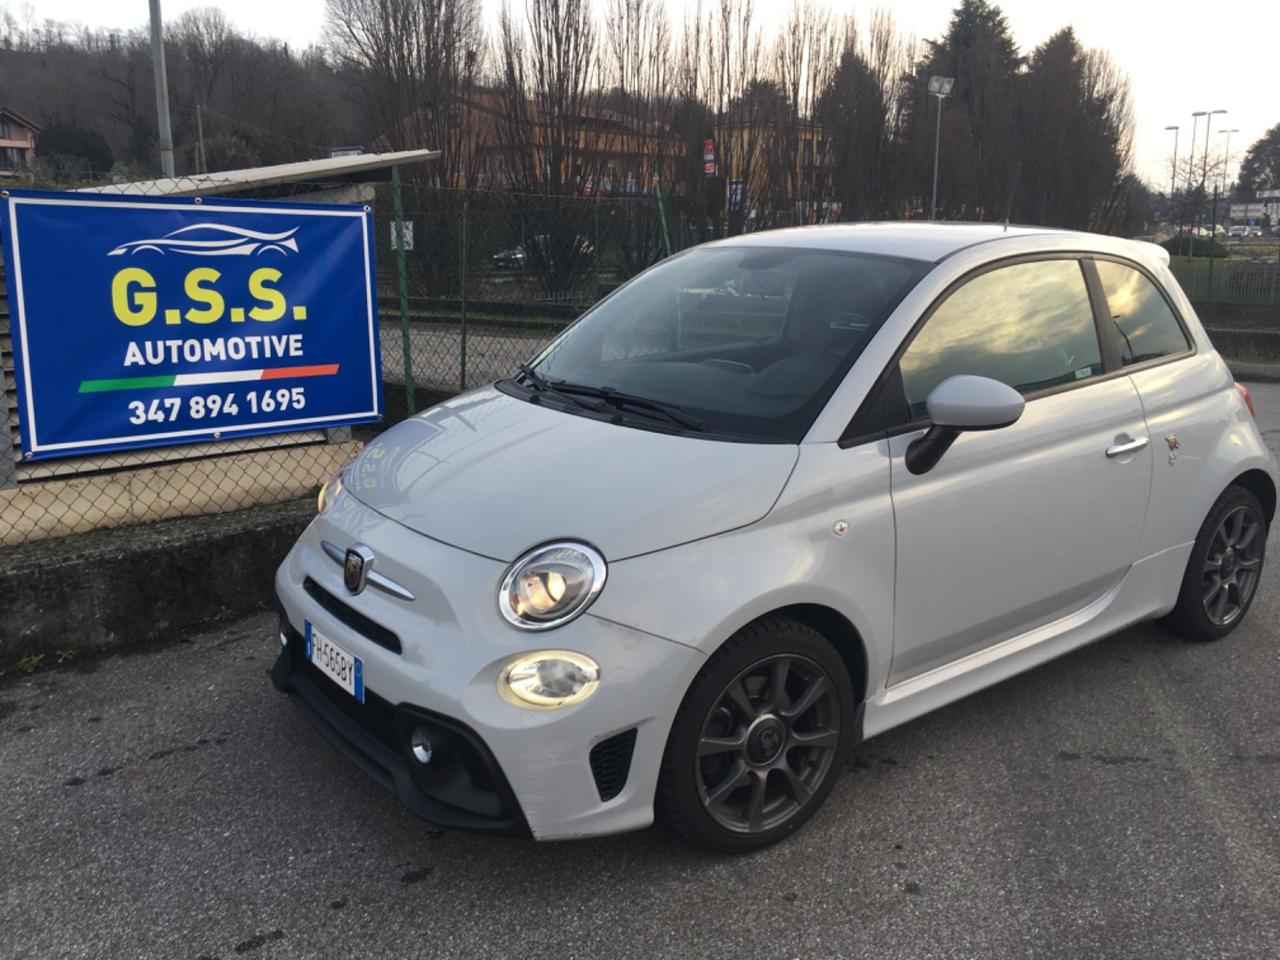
[1230, 469, 1276, 525]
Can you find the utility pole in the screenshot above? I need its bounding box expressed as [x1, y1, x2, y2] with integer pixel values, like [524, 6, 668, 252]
[1219, 127, 1238, 196]
[196, 104, 207, 175]
[1200, 109, 1226, 242]
[1164, 125, 1179, 226]
[1185, 112, 1205, 255]
[149, 0, 175, 178]
[1202, 110, 1225, 187]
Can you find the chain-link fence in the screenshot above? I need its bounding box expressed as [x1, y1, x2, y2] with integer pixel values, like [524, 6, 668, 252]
[376, 183, 677, 415]
[1169, 248, 1280, 305]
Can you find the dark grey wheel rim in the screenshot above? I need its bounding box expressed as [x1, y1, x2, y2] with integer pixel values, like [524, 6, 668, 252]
[695, 654, 839, 835]
[1202, 504, 1264, 626]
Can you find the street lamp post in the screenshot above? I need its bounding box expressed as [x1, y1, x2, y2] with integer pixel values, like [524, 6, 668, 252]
[928, 75, 955, 221]
[1165, 124, 1179, 229]
[1220, 128, 1239, 195]
[1183, 111, 1205, 251]
[1188, 112, 1205, 200]
[1201, 109, 1226, 190]
[1199, 109, 1226, 244]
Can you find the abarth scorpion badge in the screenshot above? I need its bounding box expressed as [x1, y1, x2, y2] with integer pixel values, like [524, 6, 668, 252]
[1166, 434, 1180, 466]
[344, 544, 375, 594]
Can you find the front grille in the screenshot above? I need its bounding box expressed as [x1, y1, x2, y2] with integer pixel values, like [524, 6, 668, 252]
[589, 728, 637, 802]
[303, 577, 401, 654]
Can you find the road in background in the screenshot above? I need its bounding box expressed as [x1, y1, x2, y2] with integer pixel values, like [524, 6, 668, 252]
[3, 383, 1279, 960]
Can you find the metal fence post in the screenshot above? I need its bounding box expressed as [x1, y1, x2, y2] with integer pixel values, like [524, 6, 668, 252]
[656, 189, 673, 257]
[459, 199, 469, 393]
[0, 395, 15, 489]
[1207, 186, 1218, 302]
[0, 267, 15, 490]
[593, 201, 600, 267]
[392, 167, 416, 416]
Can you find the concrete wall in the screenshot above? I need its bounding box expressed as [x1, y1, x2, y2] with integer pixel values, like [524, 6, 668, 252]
[0, 499, 314, 667]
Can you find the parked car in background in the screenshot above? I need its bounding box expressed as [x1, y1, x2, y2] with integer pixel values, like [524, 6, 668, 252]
[1229, 225, 1246, 239]
[491, 245, 527, 270]
[491, 235, 595, 271]
[274, 223, 1276, 853]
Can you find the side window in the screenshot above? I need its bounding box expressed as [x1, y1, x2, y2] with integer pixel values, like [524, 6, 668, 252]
[1094, 260, 1190, 365]
[899, 259, 1103, 419]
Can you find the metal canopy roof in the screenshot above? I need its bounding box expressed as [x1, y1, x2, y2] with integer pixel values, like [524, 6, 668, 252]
[83, 148, 441, 197]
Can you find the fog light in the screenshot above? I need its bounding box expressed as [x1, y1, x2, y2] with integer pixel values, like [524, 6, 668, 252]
[410, 727, 433, 765]
[278, 631, 289, 648]
[500, 650, 600, 708]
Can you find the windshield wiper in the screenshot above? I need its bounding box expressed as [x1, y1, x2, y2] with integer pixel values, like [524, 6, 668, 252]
[517, 363, 553, 392]
[549, 382, 707, 431]
[514, 364, 605, 414]
[514, 365, 706, 432]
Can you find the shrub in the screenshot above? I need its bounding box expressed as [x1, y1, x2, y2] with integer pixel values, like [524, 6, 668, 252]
[1162, 236, 1229, 259]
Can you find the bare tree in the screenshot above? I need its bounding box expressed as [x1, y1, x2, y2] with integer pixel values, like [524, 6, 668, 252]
[495, 0, 602, 195]
[699, 0, 766, 234]
[494, 0, 605, 295]
[325, 0, 483, 185]
[768, 1, 843, 225]
[601, 0, 676, 272]
[171, 7, 234, 108]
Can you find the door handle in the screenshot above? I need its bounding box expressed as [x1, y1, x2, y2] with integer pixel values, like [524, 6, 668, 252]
[1106, 436, 1149, 458]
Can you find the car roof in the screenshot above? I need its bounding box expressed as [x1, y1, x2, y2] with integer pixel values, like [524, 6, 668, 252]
[701, 221, 1167, 267]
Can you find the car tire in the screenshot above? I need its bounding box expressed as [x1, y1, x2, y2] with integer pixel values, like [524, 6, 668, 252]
[656, 616, 856, 853]
[1163, 485, 1269, 641]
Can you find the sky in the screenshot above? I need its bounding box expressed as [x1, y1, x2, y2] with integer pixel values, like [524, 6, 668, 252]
[14, 0, 1277, 188]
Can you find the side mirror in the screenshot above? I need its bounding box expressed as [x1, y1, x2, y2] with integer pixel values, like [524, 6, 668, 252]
[905, 375, 1025, 475]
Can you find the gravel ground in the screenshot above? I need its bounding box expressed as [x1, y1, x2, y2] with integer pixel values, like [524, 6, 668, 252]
[2, 383, 1278, 960]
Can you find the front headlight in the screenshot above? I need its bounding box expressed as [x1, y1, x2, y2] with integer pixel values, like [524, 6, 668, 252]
[500, 650, 600, 708]
[498, 541, 607, 630]
[317, 466, 346, 513]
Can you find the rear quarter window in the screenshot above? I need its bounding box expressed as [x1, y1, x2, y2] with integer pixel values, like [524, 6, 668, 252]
[1094, 260, 1190, 366]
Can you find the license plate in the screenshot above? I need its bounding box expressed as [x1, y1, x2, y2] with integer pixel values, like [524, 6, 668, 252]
[305, 621, 364, 703]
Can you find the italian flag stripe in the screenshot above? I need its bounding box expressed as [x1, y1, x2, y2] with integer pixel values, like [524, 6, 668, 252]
[79, 363, 340, 393]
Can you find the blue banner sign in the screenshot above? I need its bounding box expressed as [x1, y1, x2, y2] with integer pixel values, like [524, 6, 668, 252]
[1, 189, 381, 460]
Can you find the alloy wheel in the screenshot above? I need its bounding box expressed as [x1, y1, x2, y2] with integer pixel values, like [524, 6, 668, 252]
[1201, 504, 1264, 626]
[695, 654, 840, 835]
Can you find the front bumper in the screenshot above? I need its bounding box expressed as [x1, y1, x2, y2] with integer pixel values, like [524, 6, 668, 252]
[272, 490, 706, 840]
[272, 624, 530, 836]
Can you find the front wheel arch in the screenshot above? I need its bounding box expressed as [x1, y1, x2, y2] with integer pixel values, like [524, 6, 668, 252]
[767, 603, 870, 706]
[655, 613, 859, 851]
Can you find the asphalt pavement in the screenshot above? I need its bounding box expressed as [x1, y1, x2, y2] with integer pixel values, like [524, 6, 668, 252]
[3, 383, 1279, 960]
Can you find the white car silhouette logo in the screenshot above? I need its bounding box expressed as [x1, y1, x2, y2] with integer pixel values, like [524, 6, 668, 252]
[108, 223, 299, 257]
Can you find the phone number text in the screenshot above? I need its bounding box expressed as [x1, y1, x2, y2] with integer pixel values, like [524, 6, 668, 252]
[127, 387, 306, 424]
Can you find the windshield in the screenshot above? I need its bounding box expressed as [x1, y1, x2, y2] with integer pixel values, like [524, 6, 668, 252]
[514, 245, 927, 442]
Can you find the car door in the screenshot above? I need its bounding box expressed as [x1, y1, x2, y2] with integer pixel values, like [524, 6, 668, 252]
[882, 257, 1153, 684]
[1090, 257, 1203, 562]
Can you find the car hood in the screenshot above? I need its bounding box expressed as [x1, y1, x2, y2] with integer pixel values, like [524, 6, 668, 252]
[344, 387, 799, 561]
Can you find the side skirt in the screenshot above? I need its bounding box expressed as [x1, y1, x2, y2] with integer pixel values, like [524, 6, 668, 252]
[860, 541, 1193, 741]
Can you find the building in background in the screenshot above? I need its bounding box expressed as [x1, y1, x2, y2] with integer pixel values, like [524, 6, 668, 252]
[0, 107, 40, 176]
[1258, 190, 1280, 228]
